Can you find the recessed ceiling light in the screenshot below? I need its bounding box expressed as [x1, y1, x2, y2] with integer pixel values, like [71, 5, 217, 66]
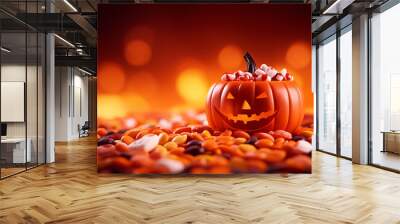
[78, 67, 93, 76]
[63, 0, 78, 12]
[1, 47, 11, 53]
[54, 34, 75, 48]
[322, 0, 354, 15]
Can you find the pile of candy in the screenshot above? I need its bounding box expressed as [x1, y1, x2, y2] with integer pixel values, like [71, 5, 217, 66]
[97, 112, 312, 174]
[221, 64, 293, 82]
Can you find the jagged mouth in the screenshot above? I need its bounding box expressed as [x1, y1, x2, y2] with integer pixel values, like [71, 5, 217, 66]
[213, 106, 277, 125]
[227, 111, 277, 124]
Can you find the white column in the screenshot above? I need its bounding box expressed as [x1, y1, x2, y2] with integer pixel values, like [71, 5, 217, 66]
[352, 14, 369, 164]
[45, 0, 56, 163]
[46, 32, 55, 163]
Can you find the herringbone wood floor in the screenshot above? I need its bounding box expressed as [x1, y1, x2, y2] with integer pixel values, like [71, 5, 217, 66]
[1, 137, 400, 224]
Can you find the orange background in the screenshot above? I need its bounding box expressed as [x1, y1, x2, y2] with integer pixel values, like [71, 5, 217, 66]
[98, 4, 312, 119]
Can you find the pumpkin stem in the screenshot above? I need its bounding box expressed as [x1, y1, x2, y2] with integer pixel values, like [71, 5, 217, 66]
[244, 52, 256, 73]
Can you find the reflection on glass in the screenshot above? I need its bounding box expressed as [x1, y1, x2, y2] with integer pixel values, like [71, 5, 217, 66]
[371, 4, 400, 171]
[340, 29, 352, 158]
[318, 37, 337, 154]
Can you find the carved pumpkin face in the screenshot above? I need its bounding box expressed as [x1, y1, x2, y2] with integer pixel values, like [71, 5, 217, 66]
[206, 80, 304, 133]
[206, 52, 304, 133]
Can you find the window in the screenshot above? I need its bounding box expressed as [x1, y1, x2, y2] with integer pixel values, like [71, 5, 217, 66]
[317, 36, 337, 154]
[371, 3, 400, 171]
[339, 28, 352, 158]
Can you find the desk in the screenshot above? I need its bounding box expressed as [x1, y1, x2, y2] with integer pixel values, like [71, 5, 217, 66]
[1, 138, 31, 163]
[382, 131, 400, 154]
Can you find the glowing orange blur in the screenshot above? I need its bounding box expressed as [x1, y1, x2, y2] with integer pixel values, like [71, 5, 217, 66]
[285, 42, 311, 69]
[98, 94, 127, 119]
[98, 62, 126, 94]
[124, 40, 152, 66]
[176, 68, 209, 107]
[218, 45, 243, 71]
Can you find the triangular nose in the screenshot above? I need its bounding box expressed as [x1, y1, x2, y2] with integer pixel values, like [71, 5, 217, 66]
[242, 100, 251, 110]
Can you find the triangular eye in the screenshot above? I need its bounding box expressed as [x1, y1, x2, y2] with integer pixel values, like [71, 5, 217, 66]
[256, 92, 268, 99]
[227, 92, 235, 99]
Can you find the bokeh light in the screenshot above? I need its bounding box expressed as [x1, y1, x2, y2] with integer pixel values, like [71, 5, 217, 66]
[125, 25, 155, 44]
[124, 118, 137, 129]
[285, 42, 311, 69]
[124, 71, 158, 97]
[124, 39, 152, 66]
[98, 94, 127, 119]
[99, 7, 313, 121]
[177, 58, 205, 72]
[218, 45, 243, 71]
[98, 62, 126, 93]
[176, 68, 208, 107]
[123, 93, 150, 113]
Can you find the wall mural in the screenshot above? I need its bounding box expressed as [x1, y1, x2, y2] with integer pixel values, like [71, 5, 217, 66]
[97, 4, 313, 174]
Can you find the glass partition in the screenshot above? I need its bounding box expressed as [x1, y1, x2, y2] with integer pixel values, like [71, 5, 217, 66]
[27, 30, 38, 169]
[0, 2, 46, 179]
[1, 30, 28, 177]
[26, 0, 40, 170]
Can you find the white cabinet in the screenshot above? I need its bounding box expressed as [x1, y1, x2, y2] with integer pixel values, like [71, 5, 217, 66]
[1, 138, 32, 163]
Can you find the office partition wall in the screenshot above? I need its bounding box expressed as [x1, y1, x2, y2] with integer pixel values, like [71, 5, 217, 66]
[0, 2, 46, 179]
[0, 31, 28, 177]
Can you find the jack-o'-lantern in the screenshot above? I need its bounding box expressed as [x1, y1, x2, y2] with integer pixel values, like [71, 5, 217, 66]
[206, 52, 304, 133]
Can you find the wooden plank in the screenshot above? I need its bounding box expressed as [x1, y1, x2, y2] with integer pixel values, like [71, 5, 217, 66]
[0, 136, 399, 223]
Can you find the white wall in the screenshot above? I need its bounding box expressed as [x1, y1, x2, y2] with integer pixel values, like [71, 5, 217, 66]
[55, 66, 70, 141]
[1, 63, 46, 163]
[55, 67, 89, 141]
[1, 65, 41, 138]
[1, 65, 26, 138]
[72, 73, 89, 138]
